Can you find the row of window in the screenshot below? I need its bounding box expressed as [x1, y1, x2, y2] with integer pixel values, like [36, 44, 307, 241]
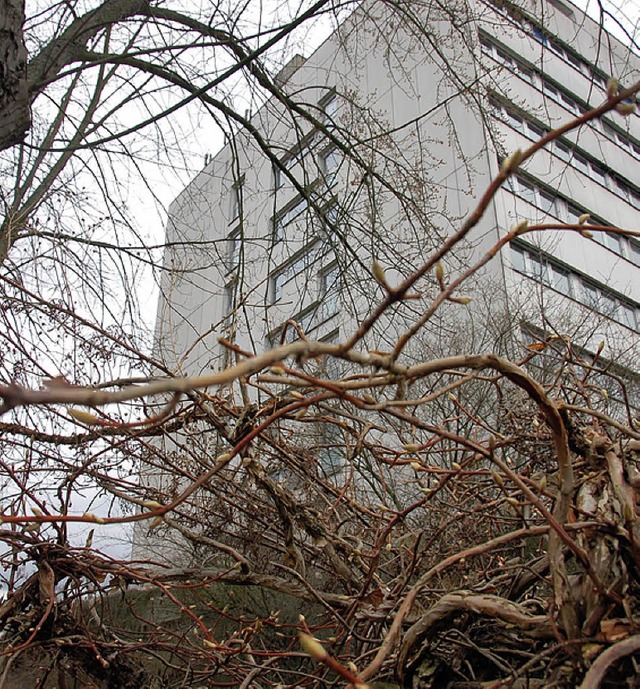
[267, 262, 341, 346]
[273, 94, 340, 190]
[520, 326, 640, 411]
[274, 145, 341, 190]
[226, 95, 338, 225]
[486, 0, 638, 116]
[274, 196, 338, 243]
[490, 99, 640, 210]
[511, 242, 639, 331]
[492, 99, 640, 209]
[270, 245, 341, 307]
[509, 174, 640, 268]
[480, 34, 640, 158]
[226, 198, 338, 274]
[272, 243, 320, 301]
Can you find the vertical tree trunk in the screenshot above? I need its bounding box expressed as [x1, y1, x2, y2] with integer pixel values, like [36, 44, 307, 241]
[0, 0, 29, 150]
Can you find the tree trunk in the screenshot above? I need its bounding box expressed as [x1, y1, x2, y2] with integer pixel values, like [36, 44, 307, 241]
[0, 0, 29, 150]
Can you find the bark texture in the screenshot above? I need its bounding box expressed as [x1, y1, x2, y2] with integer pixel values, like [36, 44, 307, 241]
[0, 0, 29, 150]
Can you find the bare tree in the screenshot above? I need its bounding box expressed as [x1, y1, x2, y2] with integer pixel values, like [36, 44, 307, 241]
[0, 0, 639, 687]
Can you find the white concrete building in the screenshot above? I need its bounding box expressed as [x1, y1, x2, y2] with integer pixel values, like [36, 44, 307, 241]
[134, 0, 640, 567]
[156, 0, 639, 405]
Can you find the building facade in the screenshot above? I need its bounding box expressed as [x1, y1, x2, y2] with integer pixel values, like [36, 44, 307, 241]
[134, 0, 640, 567]
[156, 0, 639, 393]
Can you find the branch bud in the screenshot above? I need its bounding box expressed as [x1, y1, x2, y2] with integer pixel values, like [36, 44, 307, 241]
[435, 261, 445, 287]
[501, 149, 523, 173]
[450, 295, 472, 305]
[68, 408, 99, 425]
[82, 512, 106, 524]
[512, 220, 529, 235]
[149, 516, 164, 530]
[606, 77, 618, 98]
[299, 633, 327, 661]
[615, 101, 636, 116]
[372, 259, 387, 286]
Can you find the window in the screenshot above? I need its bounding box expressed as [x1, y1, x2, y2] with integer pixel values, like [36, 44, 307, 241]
[525, 121, 545, 138]
[513, 177, 536, 205]
[496, 47, 514, 67]
[555, 141, 571, 161]
[548, 0, 575, 20]
[593, 73, 608, 90]
[619, 303, 638, 330]
[222, 280, 237, 355]
[532, 27, 548, 46]
[507, 110, 524, 132]
[538, 189, 556, 215]
[614, 177, 631, 203]
[319, 264, 340, 320]
[317, 423, 344, 477]
[543, 80, 559, 99]
[566, 205, 584, 226]
[542, 78, 587, 116]
[272, 271, 287, 303]
[550, 264, 571, 295]
[229, 176, 244, 222]
[228, 231, 241, 272]
[271, 245, 318, 302]
[320, 148, 341, 186]
[321, 94, 338, 127]
[549, 40, 565, 59]
[274, 197, 308, 241]
[560, 91, 580, 114]
[566, 52, 582, 70]
[512, 176, 557, 216]
[529, 252, 548, 282]
[511, 245, 526, 273]
[590, 162, 607, 187]
[480, 35, 493, 55]
[573, 153, 589, 175]
[324, 203, 339, 225]
[604, 233, 623, 253]
[273, 163, 285, 190]
[579, 280, 638, 330]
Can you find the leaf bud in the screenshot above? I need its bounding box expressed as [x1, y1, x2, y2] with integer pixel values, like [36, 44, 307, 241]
[501, 149, 523, 173]
[299, 633, 327, 661]
[512, 219, 529, 235]
[606, 77, 619, 98]
[68, 408, 99, 425]
[372, 259, 387, 285]
[615, 101, 636, 115]
[450, 295, 472, 305]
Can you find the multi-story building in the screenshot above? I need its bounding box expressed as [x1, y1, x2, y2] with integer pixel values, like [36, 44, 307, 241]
[156, 0, 639, 398]
[136, 0, 639, 568]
